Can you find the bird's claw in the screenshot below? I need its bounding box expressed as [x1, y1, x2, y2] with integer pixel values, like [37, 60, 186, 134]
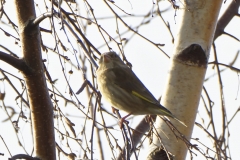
[119, 118, 129, 129]
[112, 107, 119, 114]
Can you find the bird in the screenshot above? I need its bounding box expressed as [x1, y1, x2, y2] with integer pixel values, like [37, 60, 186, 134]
[96, 51, 185, 127]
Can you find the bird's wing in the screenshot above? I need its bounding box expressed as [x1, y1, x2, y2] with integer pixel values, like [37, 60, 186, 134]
[110, 67, 159, 105]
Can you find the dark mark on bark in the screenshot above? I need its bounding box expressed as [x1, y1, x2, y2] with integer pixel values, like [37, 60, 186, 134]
[175, 44, 208, 68]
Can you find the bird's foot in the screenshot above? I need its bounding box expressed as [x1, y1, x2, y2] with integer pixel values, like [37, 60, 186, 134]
[119, 118, 129, 129]
[145, 115, 151, 123]
[111, 107, 119, 114]
[119, 113, 132, 129]
[145, 115, 156, 125]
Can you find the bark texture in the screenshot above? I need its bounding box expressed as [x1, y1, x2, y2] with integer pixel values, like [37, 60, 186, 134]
[147, 1, 223, 159]
[14, 0, 56, 159]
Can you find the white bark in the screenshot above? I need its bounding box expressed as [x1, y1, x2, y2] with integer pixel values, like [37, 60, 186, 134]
[147, 1, 223, 159]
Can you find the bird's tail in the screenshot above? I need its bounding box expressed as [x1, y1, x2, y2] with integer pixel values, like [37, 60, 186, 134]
[172, 116, 187, 127]
[157, 106, 187, 127]
[160, 115, 187, 127]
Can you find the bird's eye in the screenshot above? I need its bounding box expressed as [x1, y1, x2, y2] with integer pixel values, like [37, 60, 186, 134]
[108, 53, 113, 58]
[112, 52, 117, 58]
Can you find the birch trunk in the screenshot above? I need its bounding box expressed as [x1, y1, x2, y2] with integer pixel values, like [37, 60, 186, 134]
[147, 1, 223, 159]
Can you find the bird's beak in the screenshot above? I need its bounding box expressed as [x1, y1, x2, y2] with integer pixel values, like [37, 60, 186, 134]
[103, 54, 111, 63]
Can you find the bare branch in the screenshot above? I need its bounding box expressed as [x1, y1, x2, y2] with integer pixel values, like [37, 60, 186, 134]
[214, 0, 240, 40]
[0, 51, 32, 74]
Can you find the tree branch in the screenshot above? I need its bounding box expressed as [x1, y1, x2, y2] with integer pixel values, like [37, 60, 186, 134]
[9, 154, 40, 160]
[0, 51, 32, 74]
[214, 0, 240, 40]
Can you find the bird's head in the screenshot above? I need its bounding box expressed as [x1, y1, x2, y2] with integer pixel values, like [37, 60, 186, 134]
[98, 52, 124, 68]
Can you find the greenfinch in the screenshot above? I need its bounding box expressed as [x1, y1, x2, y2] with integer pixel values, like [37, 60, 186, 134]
[96, 52, 185, 126]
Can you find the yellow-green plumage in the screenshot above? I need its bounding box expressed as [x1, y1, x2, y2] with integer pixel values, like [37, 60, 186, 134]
[96, 52, 185, 126]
